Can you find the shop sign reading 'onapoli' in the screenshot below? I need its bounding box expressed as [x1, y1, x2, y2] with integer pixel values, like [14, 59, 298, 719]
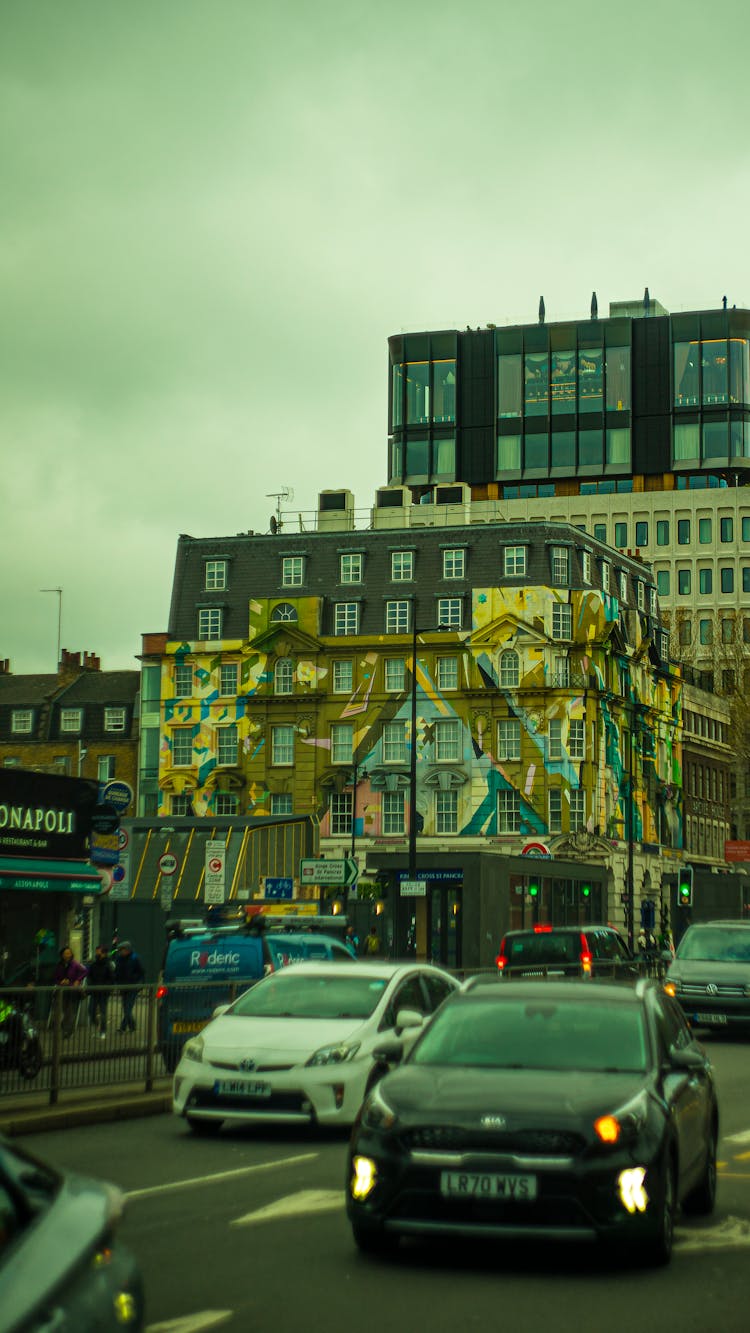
[0, 769, 98, 861]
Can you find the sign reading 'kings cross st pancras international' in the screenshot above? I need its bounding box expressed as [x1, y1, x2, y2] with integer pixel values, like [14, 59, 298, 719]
[0, 768, 99, 861]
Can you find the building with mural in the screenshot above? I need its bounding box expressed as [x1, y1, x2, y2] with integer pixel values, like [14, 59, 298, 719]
[145, 509, 692, 966]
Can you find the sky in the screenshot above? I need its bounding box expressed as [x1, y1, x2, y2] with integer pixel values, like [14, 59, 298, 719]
[2, 0, 749, 676]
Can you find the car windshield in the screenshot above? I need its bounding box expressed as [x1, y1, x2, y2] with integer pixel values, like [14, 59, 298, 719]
[411, 997, 648, 1072]
[676, 927, 750, 963]
[229, 971, 388, 1019]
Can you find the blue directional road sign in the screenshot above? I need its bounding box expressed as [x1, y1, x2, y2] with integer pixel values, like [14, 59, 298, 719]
[264, 877, 294, 900]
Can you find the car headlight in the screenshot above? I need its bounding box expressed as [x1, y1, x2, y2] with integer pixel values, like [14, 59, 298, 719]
[306, 1039, 361, 1067]
[594, 1089, 649, 1146]
[360, 1082, 397, 1132]
[664, 975, 681, 996]
[183, 1036, 204, 1063]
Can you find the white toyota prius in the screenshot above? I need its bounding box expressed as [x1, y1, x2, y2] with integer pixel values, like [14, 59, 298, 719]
[173, 960, 458, 1134]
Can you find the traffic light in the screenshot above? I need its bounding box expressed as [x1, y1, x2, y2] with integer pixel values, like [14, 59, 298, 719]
[677, 866, 693, 908]
[528, 881, 539, 898]
[581, 883, 591, 900]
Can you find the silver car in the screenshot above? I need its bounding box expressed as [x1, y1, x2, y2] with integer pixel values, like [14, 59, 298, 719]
[665, 920, 750, 1031]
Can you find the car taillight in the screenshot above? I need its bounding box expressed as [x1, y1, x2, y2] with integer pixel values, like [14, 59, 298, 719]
[496, 939, 507, 970]
[533, 924, 552, 933]
[580, 935, 593, 972]
[156, 985, 168, 1001]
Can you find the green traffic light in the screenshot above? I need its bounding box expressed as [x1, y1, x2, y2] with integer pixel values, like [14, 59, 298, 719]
[529, 884, 539, 897]
[581, 885, 591, 898]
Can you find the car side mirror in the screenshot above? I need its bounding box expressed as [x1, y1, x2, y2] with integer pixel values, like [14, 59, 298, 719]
[669, 1045, 705, 1072]
[212, 1004, 230, 1019]
[394, 1007, 424, 1037]
[373, 1037, 405, 1065]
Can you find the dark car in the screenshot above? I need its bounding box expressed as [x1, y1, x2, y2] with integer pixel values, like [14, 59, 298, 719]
[496, 924, 639, 979]
[346, 978, 717, 1266]
[665, 919, 750, 1031]
[0, 1133, 144, 1332]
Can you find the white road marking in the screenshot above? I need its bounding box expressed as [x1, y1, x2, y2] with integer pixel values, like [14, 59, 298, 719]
[723, 1129, 750, 1144]
[232, 1188, 344, 1226]
[146, 1313, 233, 1333]
[675, 1216, 750, 1253]
[125, 1153, 317, 1202]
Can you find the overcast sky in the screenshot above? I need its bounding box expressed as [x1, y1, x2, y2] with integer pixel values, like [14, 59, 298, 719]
[2, 0, 748, 676]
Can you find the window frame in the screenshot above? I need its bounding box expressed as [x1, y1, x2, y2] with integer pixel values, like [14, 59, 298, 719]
[104, 706, 127, 733]
[282, 556, 305, 587]
[10, 709, 33, 734]
[271, 725, 295, 766]
[442, 548, 466, 580]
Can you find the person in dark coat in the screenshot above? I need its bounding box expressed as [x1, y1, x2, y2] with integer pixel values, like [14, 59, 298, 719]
[53, 945, 87, 1037]
[86, 943, 115, 1038]
[114, 941, 145, 1033]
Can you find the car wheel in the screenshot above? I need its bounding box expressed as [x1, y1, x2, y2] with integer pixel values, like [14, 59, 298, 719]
[186, 1116, 223, 1137]
[640, 1156, 676, 1267]
[351, 1220, 398, 1258]
[683, 1122, 717, 1216]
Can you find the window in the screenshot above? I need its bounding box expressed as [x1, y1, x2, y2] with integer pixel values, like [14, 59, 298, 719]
[721, 568, 734, 594]
[205, 560, 227, 590]
[215, 794, 238, 816]
[340, 553, 362, 584]
[499, 650, 520, 687]
[330, 792, 352, 836]
[220, 663, 238, 696]
[635, 521, 648, 547]
[60, 709, 83, 734]
[171, 795, 191, 815]
[679, 618, 692, 645]
[435, 719, 460, 761]
[618, 570, 628, 603]
[382, 791, 405, 835]
[443, 548, 465, 579]
[174, 666, 193, 698]
[614, 522, 627, 548]
[648, 587, 657, 615]
[600, 562, 610, 594]
[436, 790, 458, 834]
[504, 546, 527, 576]
[593, 523, 607, 543]
[382, 721, 406, 764]
[274, 658, 294, 695]
[581, 551, 591, 583]
[331, 724, 353, 764]
[743, 517, 750, 542]
[699, 518, 712, 545]
[172, 729, 193, 766]
[498, 789, 520, 833]
[332, 660, 353, 693]
[10, 709, 32, 734]
[677, 519, 691, 545]
[549, 719, 562, 760]
[334, 602, 359, 635]
[570, 789, 585, 829]
[699, 619, 713, 645]
[699, 569, 713, 595]
[743, 567, 750, 594]
[198, 608, 222, 640]
[721, 618, 734, 644]
[104, 707, 126, 732]
[437, 598, 462, 629]
[386, 600, 410, 633]
[498, 719, 521, 760]
[384, 658, 406, 691]
[97, 755, 115, 782]
[270, 793, 293, 816]
[498, 354, 522, 417]
[217, 725, 238, 765]
[553, 654, 569, 687]
[656, 520, 670, 546]
[271, 603, 297, 623]
[657, 570, 670, 596]
[721, 517, 734, 543]
[552, 604, 572, 640]
[569, 719, 585, 760]
[391, 551, 414, 581]
[282, 556, 304, 587]
[271, 726, 294, 766]
[550, 546, 570, 584]
[678, 569, 692, 595]
[436, 656, 459, 691]
[549, 789, 562, 834]
[636, 581, 645, 612]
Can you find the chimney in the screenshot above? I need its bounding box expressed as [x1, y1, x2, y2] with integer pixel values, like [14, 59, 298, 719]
[83, 651, 101, 671]
[0, 659, 11, 675]
[58, 649, 82, 681]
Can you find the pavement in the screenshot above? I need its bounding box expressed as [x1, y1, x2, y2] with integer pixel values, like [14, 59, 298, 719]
[0, 1080, 173, 1137]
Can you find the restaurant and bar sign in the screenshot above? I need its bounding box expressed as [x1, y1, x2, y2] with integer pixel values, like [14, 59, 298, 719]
[0, 768, 99, 860]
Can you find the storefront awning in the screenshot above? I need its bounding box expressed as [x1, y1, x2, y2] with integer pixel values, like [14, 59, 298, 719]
[0, 857, 103, 894]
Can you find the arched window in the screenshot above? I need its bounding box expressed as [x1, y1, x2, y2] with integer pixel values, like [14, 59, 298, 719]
[274, 658, 294, 695]
[271, 602, 298, 623]
[499, 650, 519, 688]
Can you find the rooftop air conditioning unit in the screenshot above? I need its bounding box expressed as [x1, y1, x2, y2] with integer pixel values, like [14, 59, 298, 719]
[318, 489, 354, 532]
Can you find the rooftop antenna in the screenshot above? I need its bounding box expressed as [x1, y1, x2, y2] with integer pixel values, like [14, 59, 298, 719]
[40, 587, 62, 669]
[538, 295, 545, 324]
[591, 291, 598, 320]
[266, 487, 293, 534]
[643, 287, 650, 317]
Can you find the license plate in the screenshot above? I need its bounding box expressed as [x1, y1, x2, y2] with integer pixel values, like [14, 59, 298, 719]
[213, 1079, 271, 1098]
[172, 1021, 207, 1034]
[440, 1171, 537, 1200]
[693, 1012, 728, 1025]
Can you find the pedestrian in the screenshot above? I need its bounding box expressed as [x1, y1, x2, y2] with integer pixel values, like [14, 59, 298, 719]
[86, 942, 115, 1038]
[363, 925, 382, 956]
[344, 925, 359, 958]
[114, 941, 145, 1033]
[53, 945, 87, 1037]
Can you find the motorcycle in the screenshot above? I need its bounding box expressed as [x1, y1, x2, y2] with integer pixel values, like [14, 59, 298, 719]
[0, 995, 43, 1080]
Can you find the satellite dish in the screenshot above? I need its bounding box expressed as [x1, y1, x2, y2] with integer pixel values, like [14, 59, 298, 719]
[269, 515, 278, 535]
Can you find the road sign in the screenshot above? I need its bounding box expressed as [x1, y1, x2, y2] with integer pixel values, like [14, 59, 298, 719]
[160, 882, 174, 911]
[264, 876, 294, 900]
[299, 857, 358, 887]
[159, 852, 178, 877]
[400, 879, 427, 897]
[102, 781, 134, 813]
[204, 839, 226, 904]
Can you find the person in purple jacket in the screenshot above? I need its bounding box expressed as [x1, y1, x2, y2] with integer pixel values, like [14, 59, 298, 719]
[53, 945, 87, 1037]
